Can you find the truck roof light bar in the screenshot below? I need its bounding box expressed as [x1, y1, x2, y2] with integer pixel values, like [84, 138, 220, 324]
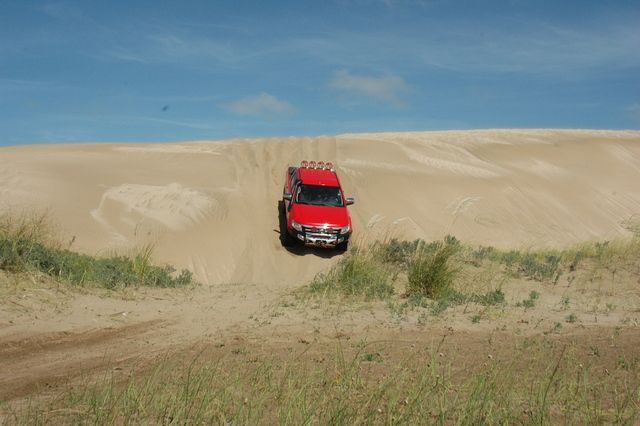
[300, 160, 334, 171]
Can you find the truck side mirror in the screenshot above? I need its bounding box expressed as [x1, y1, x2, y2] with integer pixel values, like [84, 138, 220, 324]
[346, 197, 355, 206]
[283, 193, 293, 201]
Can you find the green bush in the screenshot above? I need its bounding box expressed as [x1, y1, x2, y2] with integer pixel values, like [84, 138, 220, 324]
[0, 213, 193, 289]
[310, 248, 394, 300]
[91, 256, 140, 288]
[487, 248, 562, 281]
[470, 245, 497, 264]
[407, 240, 459, 299]
[308, 234, 639, 309]
[0, 237, 193, 289]
[518, 253, 561, 281]
[376, 238, 422, 266]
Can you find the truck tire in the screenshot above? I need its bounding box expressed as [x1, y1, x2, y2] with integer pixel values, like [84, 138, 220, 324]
[337, 240, 349, 252]
[282, 230, 295, 247]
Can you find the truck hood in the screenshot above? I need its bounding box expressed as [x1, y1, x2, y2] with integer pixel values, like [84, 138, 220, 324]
[291, 204, 350, 228]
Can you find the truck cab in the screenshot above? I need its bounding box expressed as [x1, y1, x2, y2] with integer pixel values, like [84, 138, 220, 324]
[282, 161, 354, 250]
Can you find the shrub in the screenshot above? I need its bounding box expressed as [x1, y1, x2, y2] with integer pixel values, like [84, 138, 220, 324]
[488, 248, 562, 281]
[500, 250, 521, 268]
[376, 238, 422, 266]
[310, 248, 394, 300]
[518, 253, 561, 281]
[91, 256, 140, 288]
[407, 240, 459, 299]
[0, 213, 193, 289]
[470, 245, 497, 265]
[0, 213, 51, 272]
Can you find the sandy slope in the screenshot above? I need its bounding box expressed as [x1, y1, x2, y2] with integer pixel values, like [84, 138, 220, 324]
[1, 129, 639, 287]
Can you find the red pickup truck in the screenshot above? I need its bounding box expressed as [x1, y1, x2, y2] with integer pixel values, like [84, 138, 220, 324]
[282, 161, 354, 250]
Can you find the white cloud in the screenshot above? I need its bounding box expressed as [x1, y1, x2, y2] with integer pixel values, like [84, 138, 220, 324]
[132, 116, 215, 130]
[97, 16, 640, 79]
[223, 93, 295, 116]
[40, 2, 84, 20]
[287, 19, 640, 78]
[106, 48, 149, 63]
[380, 0, 431, 7]
[102, 32, 265, 69]
[425, 22, 640, 75]
[336, 0, 431, 7]
[330, 70, 408, 106]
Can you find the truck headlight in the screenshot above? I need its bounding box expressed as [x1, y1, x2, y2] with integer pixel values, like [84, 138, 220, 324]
[291, 220, 303, 232]
[338, 225, 350, 234]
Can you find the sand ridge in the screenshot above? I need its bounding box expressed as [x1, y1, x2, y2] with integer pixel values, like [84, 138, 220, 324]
[1, 129, 639, 287]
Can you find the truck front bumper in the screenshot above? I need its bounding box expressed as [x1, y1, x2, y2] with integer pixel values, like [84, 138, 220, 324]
[288, 227, 350, 248]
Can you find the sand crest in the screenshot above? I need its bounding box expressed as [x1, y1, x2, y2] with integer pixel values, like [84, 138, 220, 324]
[1, 129, 639, 286]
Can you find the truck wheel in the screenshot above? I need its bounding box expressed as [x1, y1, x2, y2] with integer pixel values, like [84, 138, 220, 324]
[337, 240, 349, 252]
[282, 231, 295, 247]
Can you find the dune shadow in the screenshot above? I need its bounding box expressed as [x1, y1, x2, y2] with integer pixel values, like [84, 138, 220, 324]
[276, 200, 343, 259]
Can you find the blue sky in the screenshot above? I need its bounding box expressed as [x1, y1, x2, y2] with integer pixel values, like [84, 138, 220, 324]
[1, 0, 639, 145]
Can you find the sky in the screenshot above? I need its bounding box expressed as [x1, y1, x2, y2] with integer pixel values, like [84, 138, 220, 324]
[1, 0, 639, 146]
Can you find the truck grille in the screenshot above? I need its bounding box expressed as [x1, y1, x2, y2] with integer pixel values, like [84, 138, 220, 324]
[302, 225, 340, 235]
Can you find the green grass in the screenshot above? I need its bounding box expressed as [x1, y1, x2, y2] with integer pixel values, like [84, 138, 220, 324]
[306, 236, 505, 312]
[309, 246, 394, 300]
[5, 337, 638, 425]
[469, 246, 562, 281]
[470, 237, 640, 283]
[0, 212, 193, 289]
[407, 240, 459, 299]
[305, 232, 640, 317]
[307, 237, 465, 302]
[516, 291, 541, 309]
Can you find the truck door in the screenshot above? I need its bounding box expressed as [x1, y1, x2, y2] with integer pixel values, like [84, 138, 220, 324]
[284, 168, 298, 212]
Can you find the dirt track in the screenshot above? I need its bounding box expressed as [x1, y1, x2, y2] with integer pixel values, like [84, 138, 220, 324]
[0, 321, 165, 401]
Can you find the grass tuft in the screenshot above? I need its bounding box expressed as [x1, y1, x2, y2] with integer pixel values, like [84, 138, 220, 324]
[0, 212, 193, 289]
[309, 246, 394, 300]
[516, 291, 541, 309]
[307, 233, 639, 315]
[407, 240, 459, 300]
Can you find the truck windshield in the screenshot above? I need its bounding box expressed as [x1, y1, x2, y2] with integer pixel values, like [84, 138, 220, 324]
[296, 184, 343, 207]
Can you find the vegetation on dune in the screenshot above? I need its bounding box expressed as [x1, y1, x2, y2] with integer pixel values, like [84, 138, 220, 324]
[2, 217, 639, 424]
[407, 238, 459, 299]
[0, 212, 193, 289]
[309, 245, 394, 300]
[307, 231, 640, 316]
[308, 235, 497, 307]
[469, 235, 640, 283]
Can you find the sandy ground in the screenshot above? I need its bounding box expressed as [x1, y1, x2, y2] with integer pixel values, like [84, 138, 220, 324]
[2, 129, 640, 286]
[1, 129, 640, 406]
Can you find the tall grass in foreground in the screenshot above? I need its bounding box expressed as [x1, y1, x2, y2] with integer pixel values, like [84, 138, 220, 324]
[0, 212, 193, 289]
[5, 337, 638, 425]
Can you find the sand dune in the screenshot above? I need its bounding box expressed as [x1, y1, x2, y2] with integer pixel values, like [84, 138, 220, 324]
[1, 129, 639, 287]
